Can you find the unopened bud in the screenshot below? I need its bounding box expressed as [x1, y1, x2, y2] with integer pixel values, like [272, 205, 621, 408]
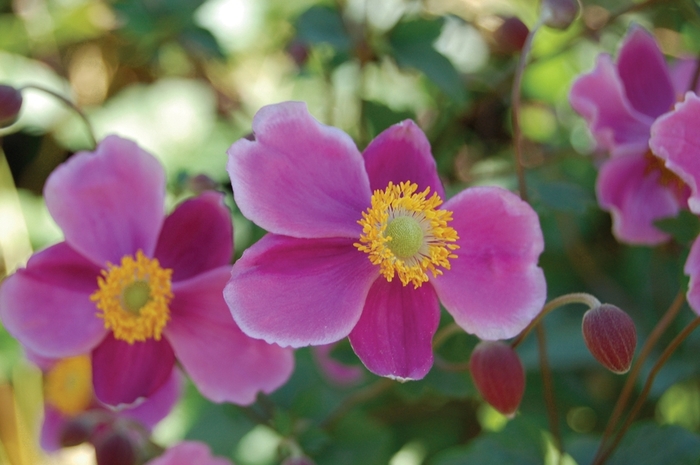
[582, 304, 636, 374]
[93, 430, 137, 465]
[493, 17, 529, 54]
[0, 85, 22, 128]
[540, 0, 581, 30]
[469, 341, 525, 418]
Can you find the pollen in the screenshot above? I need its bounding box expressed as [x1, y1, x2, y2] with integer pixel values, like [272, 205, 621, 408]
[644, 150, 686, 197]
[90, 250, 173, 344]
[355, 181, 459, 288]
[44, 356, 93, 416]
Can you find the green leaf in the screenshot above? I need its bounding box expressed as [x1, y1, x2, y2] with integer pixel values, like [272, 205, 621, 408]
[607, 422, 700, 465]
[530, 178, 594, 214]
[655, 210, 700, 244]
[362, 100, 414, 140]
[315, 411, 394, 465]
[389, 18, 465, 102]
[431, 417, 545, 465]
[295, 6, 352, 51]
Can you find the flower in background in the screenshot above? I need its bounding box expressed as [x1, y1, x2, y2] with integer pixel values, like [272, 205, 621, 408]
[650, 92, 700, 315]
[569, 25, 691, 245]
[0, 136, 294, 407]
[224, 101, 546, 381]
[29, 352, 180, 453]
[145, 441, 233, 465]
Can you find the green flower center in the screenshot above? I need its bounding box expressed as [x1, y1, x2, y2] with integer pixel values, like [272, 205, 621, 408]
[385, 216, 424, 259]
[122, 280, 151, 314]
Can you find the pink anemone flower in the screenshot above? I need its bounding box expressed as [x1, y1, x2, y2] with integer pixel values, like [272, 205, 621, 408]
[650, 93, 700, 313]
[224, 102, 546, 381]
[0, 136, 294, 407]
[146, 441, 233, 465]
[28, 352, 180, 453]
[569, 25, 692, 245]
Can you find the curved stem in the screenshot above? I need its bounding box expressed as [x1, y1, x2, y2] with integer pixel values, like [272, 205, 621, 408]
[511, 292, 601, 349]
[593, 315, 700, 465]
[18, 84, 97, 149]
[511, 20, 543, 202]
[593, 290, 685, 460]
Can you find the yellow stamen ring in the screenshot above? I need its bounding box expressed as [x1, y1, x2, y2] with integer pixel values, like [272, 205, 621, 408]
[90, 250, 173, 344]
[44, 356, 93, 416]
[355, 181, 459, 288]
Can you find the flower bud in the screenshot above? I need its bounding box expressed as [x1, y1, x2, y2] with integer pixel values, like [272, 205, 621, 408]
[92, 429, 137, 465]
[0, 85, 22, 128]
[469, 341, 525, 418]
[493, 17, 529, 54]
[540, 0, 581, 30]
[582, 304, 636, 374]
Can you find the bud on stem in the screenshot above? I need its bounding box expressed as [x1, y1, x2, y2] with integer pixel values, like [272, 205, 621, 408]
[469, 341, 525, 418]
[582, 304, 637, 374]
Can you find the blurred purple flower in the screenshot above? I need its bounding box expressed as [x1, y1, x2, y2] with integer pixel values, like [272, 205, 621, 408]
[145, 441, 233, 465]
[312, 344, 364, 386]
[570, 25, 692, 244]
[224, 101, 546, 381]
[30, 352, 180, 453]
[650, 92, 700, 314]
[0, 136, 294, 407]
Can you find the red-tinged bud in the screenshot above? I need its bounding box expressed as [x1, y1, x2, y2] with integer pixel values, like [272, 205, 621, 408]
[469, 341, 525, 418]
[287, 40, 310, 68]
[493, 17, 529, 54]
[540, 0, 581, 30]
[0, 85, 22, 128]
[93, 430, 137, 465]
[582, 304, 636, 374]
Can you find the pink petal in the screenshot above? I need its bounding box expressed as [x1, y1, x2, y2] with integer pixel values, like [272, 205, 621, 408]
[154, 192, 233, 282]
[91, 333, 175, 407]
[596, 152, 680, 245]
[145, 441, 233, 465]
[166, 266, 293, 405]
[226, 101, 371, 239]
[617, 26, 675, 119]
[40, 406, 65, 452]
[44, 135, 166, 266]
[224, 234, 378, 347]
[0, 242, 106, 357]
[649, 92, 700, 214]
[362, 120, 445, 198]
[431, 187, 546, 340]
[569, 54, 652, 157]
[348, 279, 440, 381]
[312, 344, 364, 386]
[684, 236, 700, 315]
[669, 59, 700, 96]
[119, 368, 182, 429]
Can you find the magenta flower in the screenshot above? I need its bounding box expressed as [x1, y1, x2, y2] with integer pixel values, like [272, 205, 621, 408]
[649, 92, 700, 313]
[224, 102, 546, 381]
[146, 441, 233, 465]
[29, 353, 180, 452]
[569, 25, 691, 244]
[0, 136, 294, 406]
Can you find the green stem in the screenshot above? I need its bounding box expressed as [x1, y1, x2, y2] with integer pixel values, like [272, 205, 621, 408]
[593, 315, 700, 465]
[511, 292, 601, 349]
[511, 19, 543, 202]
[593, 290, 685, 461]
[17, 84, 97, 149]
[536, 323, 562, 454]
[321, 378, 393, 428]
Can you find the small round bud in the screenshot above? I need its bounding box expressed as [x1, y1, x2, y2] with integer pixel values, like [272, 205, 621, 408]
[469, 341, 525, 418]
[287, 40, 310, 68]
[93, 430, 137, 465]
[0, 85, 22, 128]
[493, 17, 529, 54]
[540, 0, 581, 30]
[582, 304, 636, 374]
